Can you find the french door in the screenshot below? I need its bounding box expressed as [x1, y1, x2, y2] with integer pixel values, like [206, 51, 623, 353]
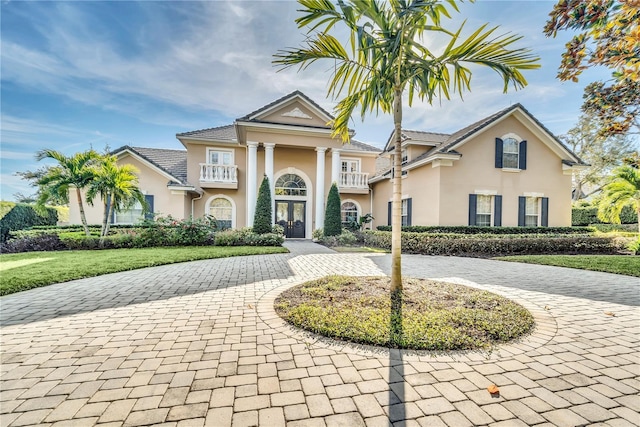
[276, 201, 305, 238]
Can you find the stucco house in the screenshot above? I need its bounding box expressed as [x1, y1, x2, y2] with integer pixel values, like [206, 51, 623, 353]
[71, 91, 586, 236]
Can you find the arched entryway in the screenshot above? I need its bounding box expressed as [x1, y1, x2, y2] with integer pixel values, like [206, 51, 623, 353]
[274, 169, 312, 238]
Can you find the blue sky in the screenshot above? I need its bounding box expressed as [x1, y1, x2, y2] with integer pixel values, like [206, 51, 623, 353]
[1, 0, 634, 200]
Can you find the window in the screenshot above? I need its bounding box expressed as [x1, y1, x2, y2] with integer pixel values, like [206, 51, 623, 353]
[495, 136, 527, 170]
[469, 194, 502, 226]
[208, 149, 233, 166]
[115, 201, 144, 224]
[476, 195, 492, 226]
[519, 196, 548, 227]
[341, 159, 360, 173]
[401, 199, 409, 226]
[275, 174, 307, 196]
[208, 197, 233, 229]
[401, 149, 408, 165]
[525, 197, 539, 227]
[503, 137, 519, 169]
[387, 198, 412, 226]
[341, 201, 359, 227]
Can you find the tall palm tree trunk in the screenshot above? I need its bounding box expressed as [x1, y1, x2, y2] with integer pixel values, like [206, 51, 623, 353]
[76, 187, 91, 236]
[100, 197, 110, 241]
[391, 87, 403, 293]
[102, 197, 115, 242]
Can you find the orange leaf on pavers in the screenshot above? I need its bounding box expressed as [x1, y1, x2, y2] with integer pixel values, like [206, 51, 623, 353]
[487, 384, 500, 394]
[248, 304, 253, 309]
[604, 312, 616, 316]
[544, 306, 551, 311]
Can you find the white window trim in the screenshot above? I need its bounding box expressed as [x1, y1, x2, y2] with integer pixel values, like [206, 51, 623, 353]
[524, 196, 541, 227]
[206, 147, 235, 165]
[205, 194, 236, 229]
[340, 157, 361, 172]
[475, 194, 494, 227]
[113, 201, 144, 225]
[340, 199, 361, 224]
[500, 132, 522, 171]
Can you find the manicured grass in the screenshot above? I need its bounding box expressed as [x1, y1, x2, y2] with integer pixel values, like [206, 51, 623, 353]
[275, 276, 535, 351]
[495, 255, 640, 277]
[0, 246, 288, 296]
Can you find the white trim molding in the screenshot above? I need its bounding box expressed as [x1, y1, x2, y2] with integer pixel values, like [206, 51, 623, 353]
[204, 194, 236, 229]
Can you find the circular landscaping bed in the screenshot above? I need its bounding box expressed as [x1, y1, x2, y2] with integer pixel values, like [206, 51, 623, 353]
[274, 276, 535, 351]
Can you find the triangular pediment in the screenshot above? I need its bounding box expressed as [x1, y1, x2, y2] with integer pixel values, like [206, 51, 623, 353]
[238, 91, 333, 128]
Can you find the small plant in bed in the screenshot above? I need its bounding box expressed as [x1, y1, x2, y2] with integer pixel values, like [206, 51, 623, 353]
[275, 276, 535, 351]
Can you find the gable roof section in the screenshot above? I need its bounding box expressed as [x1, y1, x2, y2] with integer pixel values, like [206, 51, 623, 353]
[238, 90, 334, 124]
[112, 145, 189, 186]
[384, 129, 450, 151]
[391, 103, 585, 169]
[345, 139, 382, 153]
[176, 124, 237, 142]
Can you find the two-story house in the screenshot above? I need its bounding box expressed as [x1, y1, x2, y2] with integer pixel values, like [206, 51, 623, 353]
[70, 91, 586, 234]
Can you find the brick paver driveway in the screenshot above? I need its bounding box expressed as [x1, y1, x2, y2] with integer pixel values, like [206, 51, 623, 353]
[1, 241, 638, 426]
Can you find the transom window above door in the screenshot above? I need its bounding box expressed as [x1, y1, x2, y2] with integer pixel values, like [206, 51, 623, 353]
[208, 149, 233, 166]
[275, 174, 307, 196]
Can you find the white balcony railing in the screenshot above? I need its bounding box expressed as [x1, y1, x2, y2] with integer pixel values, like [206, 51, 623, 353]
[339, 171, 369, 189]
[199, 163, 238, 183]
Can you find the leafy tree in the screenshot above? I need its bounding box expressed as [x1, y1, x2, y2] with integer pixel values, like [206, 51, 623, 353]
[544, 0, 640, 136]
[597, 165, 640, 232]
[33, 149, 101, 236]
[560, 113, 635, 201]
[275, 0, 539, 292]
[324, 183, 342, 237]
[253, 175, 273, 234]
[87, 155, 146, 241]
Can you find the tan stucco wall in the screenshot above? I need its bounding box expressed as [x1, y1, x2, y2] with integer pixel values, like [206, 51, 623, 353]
[68, 155, 188, 224]
[437, 116, 572, 226]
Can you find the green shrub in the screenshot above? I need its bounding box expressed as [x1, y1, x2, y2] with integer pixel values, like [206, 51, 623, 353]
[214, 228, 283, 246]
[324, 183, 342, 237]
[589, 223, 639, 233]
[0, 234, 66, 253]
[362, 230, 623, 256]
[628, 237, 640, 255]
[376, 225, 594, 234]
[0, 204, 58, 242]
[572, 205, 637, 226]
[271, 224, 285, 236]
[253, 176, 273, 234]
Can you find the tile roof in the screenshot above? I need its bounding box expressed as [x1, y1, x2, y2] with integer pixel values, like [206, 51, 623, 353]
[113, 146, 188, 186]
[176, 124, 236, 141]
[345, 139, 382, 153]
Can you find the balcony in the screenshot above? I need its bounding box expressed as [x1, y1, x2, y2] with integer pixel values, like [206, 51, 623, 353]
[199, 164, 238, 189]
[338, 171, 369, 194]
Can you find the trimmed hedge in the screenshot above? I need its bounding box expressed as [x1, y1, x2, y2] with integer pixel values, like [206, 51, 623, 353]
[362, 230, 623, 256]
[572, 205, 637, 226]
[375, 225, 593, 235]
[0, 204, 58, 242]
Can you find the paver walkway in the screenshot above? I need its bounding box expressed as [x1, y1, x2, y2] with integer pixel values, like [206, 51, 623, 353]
[1, 241, 638, 427]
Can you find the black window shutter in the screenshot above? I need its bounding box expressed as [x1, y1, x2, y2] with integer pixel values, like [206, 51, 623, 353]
[387, 201, 392, 226]
[406, 198, 412, 226]
[468, 194, 477, 226]
[518, 196, 526, 226]
[541, 197, 549, 227]
[519, 140, 527, 170]
[495, 138, 503, 168]
[494, 195, 502, 227]
[144, 195, 154, 220]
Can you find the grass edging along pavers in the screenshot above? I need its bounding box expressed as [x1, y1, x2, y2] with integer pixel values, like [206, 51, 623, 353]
[495, 255, 640, 277]
[0, 246, 288, 296]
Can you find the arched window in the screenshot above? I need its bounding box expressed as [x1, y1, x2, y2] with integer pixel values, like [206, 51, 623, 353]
[275, 174, 307, 196]
[341, 201, 359, 227]
[207, 197, 233, 229]
[502, 137, 519, 169]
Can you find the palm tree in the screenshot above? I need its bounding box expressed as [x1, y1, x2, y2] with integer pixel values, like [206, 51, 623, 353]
[87, 156, 146, 241]
[274, 0, 539, 292]
[598, 165, 640, 232]
[35, 149, 101, 236]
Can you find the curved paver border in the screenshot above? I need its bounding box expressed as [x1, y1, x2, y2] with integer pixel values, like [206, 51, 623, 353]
[256, 275, 557, 363]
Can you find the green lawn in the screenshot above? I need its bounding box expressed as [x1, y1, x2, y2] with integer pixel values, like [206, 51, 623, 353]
[0, 246, 288, 296]
[495, 255, 640, 277]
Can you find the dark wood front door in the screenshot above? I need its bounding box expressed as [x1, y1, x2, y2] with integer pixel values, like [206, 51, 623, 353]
[276, 201, 305, 238]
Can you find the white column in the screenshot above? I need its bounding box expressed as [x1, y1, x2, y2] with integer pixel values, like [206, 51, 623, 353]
[331, 148, 341, 186]
[247, 141, 259, 227]
[264, 143, 275, 224]
[315, 147, 327, 230]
